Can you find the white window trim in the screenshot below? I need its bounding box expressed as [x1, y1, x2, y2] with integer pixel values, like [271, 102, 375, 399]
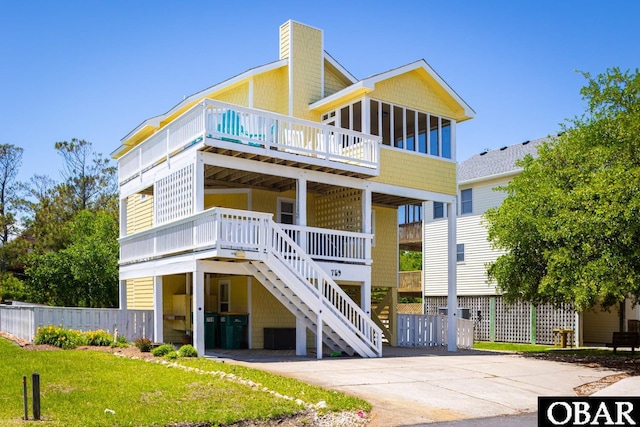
[277, 197, 296, 224]
[219, 280, 230, 313]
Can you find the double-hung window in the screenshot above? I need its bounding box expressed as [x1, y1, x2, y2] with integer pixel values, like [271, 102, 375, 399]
[460, 189, 472, 215]
[433, 201, 444, 219]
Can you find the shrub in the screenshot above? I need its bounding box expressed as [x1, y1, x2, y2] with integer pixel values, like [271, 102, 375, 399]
[34, 325, 84, 349]
[111, 334, 129, 348]
[151, 343, 175, 357]
[84, 330, 113, 347]
[164, 351, 179, 361]
[133, 337, 152, 352]
[177, 344, 198, 358]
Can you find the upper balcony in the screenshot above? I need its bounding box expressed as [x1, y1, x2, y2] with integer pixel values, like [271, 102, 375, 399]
[118, 100, 381, 185]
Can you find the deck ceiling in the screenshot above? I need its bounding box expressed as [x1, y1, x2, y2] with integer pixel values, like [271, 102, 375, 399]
[204, 163, 421, 208]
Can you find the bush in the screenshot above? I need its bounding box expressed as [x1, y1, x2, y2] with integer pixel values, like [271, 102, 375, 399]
[177, 344, 198, 358]
[34, 325, 84, 349]
[133, 337, 152, 352]
[151, 344, 175, 357]
[84, 330, 113, 346]
[111, 334, 129, 348]
[164, 351, 179, 361]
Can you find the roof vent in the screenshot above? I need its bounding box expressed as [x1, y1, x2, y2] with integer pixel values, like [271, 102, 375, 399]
[479, 150, 488, 156]
[522, 140, 530, 145]
[499, 146, 508, 151]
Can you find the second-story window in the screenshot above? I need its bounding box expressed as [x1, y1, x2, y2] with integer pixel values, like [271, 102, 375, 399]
[433, 201, 444, 219]
[460, 189, 472, 215]
[325, 99, 454, 160]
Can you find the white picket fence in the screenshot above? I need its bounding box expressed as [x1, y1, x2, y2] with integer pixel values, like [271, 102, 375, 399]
[0, 305, 154, 343]
[397, 314, 474, 349]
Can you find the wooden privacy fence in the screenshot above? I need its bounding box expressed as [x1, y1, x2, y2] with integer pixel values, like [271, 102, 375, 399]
[0, 305, 154, 343]
[397, 314, 474, 349]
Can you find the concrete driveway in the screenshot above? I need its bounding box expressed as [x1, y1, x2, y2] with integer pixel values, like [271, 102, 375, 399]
[208, 347, 636, 426]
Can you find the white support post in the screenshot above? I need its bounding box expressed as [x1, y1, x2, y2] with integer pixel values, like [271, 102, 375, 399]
[153, 276, 163, 344]
[296, 318, 307, 356]
[362, 187, 372, 261]
[316, 308, 323, 360]
[119, 280, 127, 311]
[192, 265, 205, 356]
[361, 279, 371, 318]
[119, 197, 127, 238]
[447, 201, 458, 352]
[297, 176, 307, 252]
[194, 152, 204, 214]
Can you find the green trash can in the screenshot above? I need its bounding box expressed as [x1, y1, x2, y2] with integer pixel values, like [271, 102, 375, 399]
[220, 313, 248, 349]
[204, 312, 218, 349]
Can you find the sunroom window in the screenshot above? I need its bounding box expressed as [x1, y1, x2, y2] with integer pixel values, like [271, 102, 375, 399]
[323, 98, 455, 160]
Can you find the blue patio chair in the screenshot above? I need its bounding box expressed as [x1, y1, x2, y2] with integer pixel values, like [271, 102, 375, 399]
[216, 110, 262, 147]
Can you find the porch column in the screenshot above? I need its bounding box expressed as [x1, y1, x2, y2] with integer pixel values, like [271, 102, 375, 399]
[118, 280, 127, 311]
[153, 276, 163, 343]
[361, 279, 371, 317]
[192, 265, 205, 356]
[362, 187, 372, 261]
[296, 176, 308, 354]
[446, 201, 458, 352]
[119, 197, 127, 238]
[194, 152, 205, 214]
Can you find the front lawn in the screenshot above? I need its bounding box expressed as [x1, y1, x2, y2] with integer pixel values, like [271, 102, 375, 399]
[0, 338, 369, 426]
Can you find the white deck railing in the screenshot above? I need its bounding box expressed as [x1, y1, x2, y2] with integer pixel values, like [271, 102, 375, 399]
[119, 207, 371, 266]
[279, 224, 372, 264]
[268, 221, 382, 357]
[119, 99, 380, 184]
[119, 208, 271, 264]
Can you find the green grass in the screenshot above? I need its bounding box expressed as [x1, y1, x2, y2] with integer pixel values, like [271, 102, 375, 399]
[0, 338, 370, 426]
[473, 341, 638, 357]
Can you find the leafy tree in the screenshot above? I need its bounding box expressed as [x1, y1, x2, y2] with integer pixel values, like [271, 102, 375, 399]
[399, 250, 422, 271]
[484, 68, 640, 311]
[0, 145, 24, 269]
[55, 138, 117, 215]
[25, 210, 119, 307]
[0, 273, 30, 302]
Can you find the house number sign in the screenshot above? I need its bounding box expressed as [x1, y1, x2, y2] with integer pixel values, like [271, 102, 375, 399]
[331, 269, 342, 278]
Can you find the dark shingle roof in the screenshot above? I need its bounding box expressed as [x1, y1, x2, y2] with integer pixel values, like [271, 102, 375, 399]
[458, 137, 551, 182]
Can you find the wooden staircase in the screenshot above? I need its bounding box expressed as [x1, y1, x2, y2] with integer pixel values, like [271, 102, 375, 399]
[245, 220, 382, 358]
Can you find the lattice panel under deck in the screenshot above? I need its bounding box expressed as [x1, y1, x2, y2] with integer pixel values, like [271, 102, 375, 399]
[315, 187, 362, 232]
[155, 164, 194, 225]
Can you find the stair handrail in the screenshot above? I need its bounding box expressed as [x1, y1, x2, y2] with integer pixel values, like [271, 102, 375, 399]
[266, 219, 382, 356]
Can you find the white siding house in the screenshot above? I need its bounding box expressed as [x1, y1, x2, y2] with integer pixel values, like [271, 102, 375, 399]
[425, 136, 640, 345]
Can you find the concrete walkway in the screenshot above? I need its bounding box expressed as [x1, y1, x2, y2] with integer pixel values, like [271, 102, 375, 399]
[206, 347, 638, 426]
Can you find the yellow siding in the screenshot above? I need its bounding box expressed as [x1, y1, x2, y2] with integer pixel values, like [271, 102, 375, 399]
[250, 278, 295, 348]
[324, 63, 351, 97]
[370, 148, 457, 195]
[215, 82, 249, 107]
[251, 188, 317, 226]
[162, 275, 187, 343]
[583, 306, 620, 344]
[290, 22, 323, 121]
[253, 68, 288, 114]
[371, 206, 397, 288]
[371, 70, 460, 119]
[126, 277, 154, 309]
[204, 192, 248, 210]
[126, 193, 154, 234]
[279, 21, 291, 60]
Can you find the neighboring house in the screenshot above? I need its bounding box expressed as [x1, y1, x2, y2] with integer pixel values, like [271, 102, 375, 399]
[424, 137, 640, 345]
[112, 20, 474, 358]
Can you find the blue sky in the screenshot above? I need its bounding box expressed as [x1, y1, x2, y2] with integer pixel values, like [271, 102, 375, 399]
[1, 1, 638, 183]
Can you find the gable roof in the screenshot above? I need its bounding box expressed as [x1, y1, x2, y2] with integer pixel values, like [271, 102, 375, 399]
[309, 59, 475, 122]
[458, 137, 552, 183]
